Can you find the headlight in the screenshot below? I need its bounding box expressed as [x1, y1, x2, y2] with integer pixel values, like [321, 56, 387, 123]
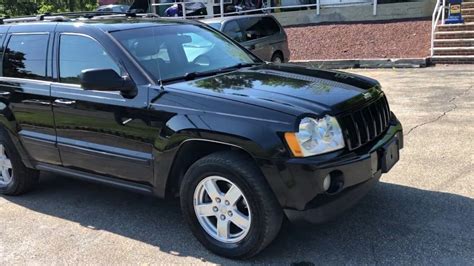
[285, 115, 345, 157]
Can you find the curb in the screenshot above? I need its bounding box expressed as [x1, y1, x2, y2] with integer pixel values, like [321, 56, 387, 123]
[290, 58, 429, 69]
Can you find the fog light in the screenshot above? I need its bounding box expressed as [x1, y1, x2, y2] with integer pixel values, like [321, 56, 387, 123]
[323, 174, 331, 191]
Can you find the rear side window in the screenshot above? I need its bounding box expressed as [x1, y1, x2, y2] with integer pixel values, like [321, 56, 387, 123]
[239, 17, 280, 41]
[3, 34, 49, 80]
[59, 34, 120, 84]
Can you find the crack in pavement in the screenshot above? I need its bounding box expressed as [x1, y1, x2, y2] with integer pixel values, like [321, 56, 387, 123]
[404, 87, 472, 136]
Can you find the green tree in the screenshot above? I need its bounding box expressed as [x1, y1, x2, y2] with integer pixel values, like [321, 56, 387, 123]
[1, 0, 101, 17]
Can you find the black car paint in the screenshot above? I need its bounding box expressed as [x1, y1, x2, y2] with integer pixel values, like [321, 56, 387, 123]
[0, 20, 402, 219]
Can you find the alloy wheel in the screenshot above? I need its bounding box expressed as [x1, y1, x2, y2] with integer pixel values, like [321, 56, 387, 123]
[0, 144, 13, 186]
[193, 176, 251, 244]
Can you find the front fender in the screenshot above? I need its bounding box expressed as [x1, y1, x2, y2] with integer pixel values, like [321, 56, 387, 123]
[149, 87, 298, 200]
[150, 111, 295, 201]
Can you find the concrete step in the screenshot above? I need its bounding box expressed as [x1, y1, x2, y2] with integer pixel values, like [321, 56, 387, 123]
[463, 8, 474, 15]
[431, 55, 474, 64]
[435, 30, 474, 39]
[465, 15, 474, 23]
[463, 2, 474, 8]
[433, 47, 474, 56]
[437, 23, 474, 32]
[434, 38, 474, 47]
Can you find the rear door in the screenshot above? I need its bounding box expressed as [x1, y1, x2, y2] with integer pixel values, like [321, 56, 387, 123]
[0, 24, 61, 165]
[238, 16, 281, 61]
[50, 26, 155, 183]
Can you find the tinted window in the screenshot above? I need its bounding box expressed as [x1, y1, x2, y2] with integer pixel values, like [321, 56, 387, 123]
[59, 35, 120, 84]
[3, 34, 49, 80]
[239, 17, 280, 41]
[223, 20, 245, 42]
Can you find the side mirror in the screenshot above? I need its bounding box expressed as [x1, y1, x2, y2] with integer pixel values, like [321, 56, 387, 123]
[80, 69, 136, 95]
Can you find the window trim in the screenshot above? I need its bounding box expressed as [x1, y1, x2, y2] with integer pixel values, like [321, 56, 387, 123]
[0, 33, 4, 77]
[2, 32, 51, 81]
[56, 32, 122, 86]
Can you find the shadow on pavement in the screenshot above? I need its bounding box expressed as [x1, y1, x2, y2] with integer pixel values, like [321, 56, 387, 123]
[3, 172, 473, 264]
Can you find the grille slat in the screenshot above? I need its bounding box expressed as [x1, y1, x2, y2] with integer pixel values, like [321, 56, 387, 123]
[373, 101, 384, 132]
[339, 95, 391, 151]
[369, 105, 381, 135]
[381, 96, 391, 126]
[354, 111, 369, 144]
[362, 108, 375, 139]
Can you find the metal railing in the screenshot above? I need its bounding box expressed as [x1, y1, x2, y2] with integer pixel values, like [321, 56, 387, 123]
[152, 0, 379, 19]
[431, 0, 446, 56]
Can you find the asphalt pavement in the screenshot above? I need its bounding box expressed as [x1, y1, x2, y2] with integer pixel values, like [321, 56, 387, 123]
[0, 65, 473, 265]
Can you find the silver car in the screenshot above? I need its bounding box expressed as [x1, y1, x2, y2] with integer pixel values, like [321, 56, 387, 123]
[201, 14, 290, 63]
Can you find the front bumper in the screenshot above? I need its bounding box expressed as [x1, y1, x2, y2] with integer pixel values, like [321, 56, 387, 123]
[273, 115, 403, 224]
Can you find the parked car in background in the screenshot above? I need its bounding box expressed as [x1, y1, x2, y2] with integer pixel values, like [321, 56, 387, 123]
[201, 14, 290, 63]
[96, 4, 130, 12]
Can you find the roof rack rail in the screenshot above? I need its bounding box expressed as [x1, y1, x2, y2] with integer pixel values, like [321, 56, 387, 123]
[51, 11, 129, 18]
[0, 11, 159, 25]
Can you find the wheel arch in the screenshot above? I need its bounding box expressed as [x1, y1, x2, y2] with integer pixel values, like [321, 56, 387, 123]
[0, 113, 35, 169]
[271, 50, 284, 62]
[161, 139, 258, 199]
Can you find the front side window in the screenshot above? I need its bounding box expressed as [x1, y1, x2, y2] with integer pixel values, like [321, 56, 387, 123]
[260, 17, 280, 36]
[59, 34, 120, 84]
[223, 20, 245, 42]
[112, 24, 257, 81]
[3, 34, 49, 80]
[239, 17, 280, 41]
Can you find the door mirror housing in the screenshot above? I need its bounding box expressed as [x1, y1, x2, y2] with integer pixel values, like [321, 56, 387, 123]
[80, 69, 136, 96]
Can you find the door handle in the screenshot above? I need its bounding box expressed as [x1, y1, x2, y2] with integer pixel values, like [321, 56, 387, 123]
[246, 44, 256, 50]
[54, 99, 76, 105]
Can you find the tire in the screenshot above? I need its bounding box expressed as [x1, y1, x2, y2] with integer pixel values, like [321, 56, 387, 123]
[0, 129, 39, 195]
[180, 151, 283, 259]
[271, 52, 283, 63]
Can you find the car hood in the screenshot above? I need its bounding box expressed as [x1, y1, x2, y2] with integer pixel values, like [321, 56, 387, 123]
[166, 64, 382, 117]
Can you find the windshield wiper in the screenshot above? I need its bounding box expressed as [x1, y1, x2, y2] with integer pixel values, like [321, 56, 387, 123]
[161, 62, 262, 83]
[161, 70, 224, 83]
[221, 62, 262, 71]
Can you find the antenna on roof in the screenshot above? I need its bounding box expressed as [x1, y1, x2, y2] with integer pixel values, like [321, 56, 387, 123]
[36, 13, 51, 21]
[0, 15, 10, 24]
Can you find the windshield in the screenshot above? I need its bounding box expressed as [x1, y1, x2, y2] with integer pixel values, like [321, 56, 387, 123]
[112, 24, 257, 82]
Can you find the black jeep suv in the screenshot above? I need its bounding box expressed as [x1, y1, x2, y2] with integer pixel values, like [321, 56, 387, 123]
[0, 14, 402, 259]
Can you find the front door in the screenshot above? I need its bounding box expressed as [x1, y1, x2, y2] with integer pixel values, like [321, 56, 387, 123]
[238, 17, 278, 62]
[51, 32, 156, 184]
